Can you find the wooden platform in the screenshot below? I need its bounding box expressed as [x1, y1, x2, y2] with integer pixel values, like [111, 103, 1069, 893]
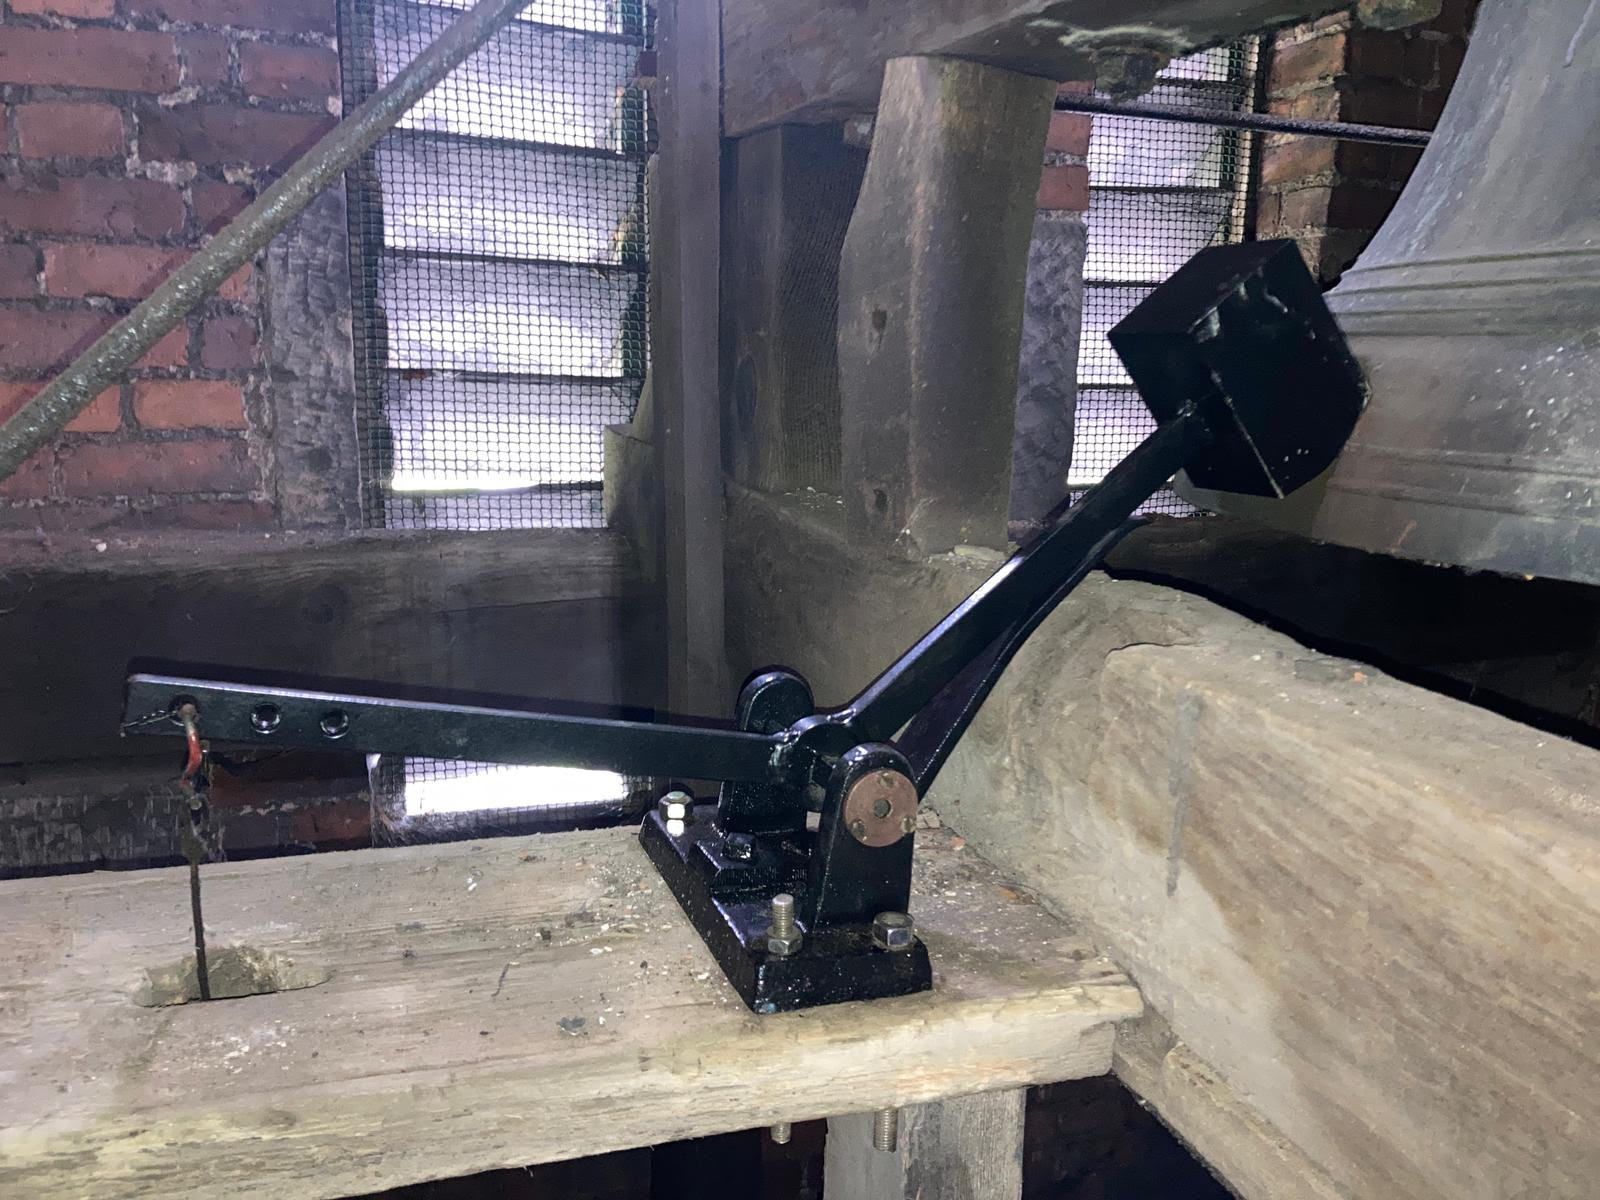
[0, 824, 1139, 1198]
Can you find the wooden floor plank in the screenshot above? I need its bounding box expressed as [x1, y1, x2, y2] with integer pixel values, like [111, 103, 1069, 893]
[0, 824, 1138, 1198]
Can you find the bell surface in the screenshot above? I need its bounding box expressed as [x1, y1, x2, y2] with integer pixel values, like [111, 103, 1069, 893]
[1185, 0, 1600, 584]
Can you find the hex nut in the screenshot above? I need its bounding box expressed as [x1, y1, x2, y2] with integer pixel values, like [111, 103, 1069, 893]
[871, 911, 916, 953]
[767, 930, 803, 957]
[657, 790, 691, 821]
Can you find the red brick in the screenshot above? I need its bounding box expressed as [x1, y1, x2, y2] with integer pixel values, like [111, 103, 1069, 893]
[15, 103, 125, 159]
[0, 308, 186, 369]
[1261, 137, 1337, 186]
[1271, 31, 1349, 86]
[1346, 30, 1408, 81]
[0, 447, 51, 500]
[0, 177, 184, 240]
[0, 245, 38, 298]
[0, 28, 179, 94]
[1269, 86, 1342, 121]
[240, 42, 338, 102]
[44, 243, 187, 300]
[193, 180, 251, 233]
[1342, 78, 1426, 127]
[123, 0, 336, 36]
[112, 498, 275, 529]
[199, 315, 257, 368]
[1046, 110, 1090, 157]
[218, 261, 252, 301]
[139, 325, 190, 368]
[1277, 185, 1333, 231]
[1326, 182, 1404, 228]
[139, 104, 335, 170]
[0, 378, 117, 433]
[0, 308, 113, 369]
[134, 379, 246, 429]
[59, 438, 256, 497]
[9, 0, 116, 17]
[179, 35, 232, 89]
[1036, 163, 1088, 212]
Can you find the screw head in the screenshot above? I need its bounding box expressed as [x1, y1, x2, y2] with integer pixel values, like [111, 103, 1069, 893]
[871, 911, 916, 953]
[657, 790, 691, 821]
[723, 831, 754, 861]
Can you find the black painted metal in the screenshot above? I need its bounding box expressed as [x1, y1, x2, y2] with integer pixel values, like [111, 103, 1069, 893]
[121, 242, 1363, 1012]
[638, 801, 931, 1013]
[716, 669, 813, 834]
[804, 744, 915, 927]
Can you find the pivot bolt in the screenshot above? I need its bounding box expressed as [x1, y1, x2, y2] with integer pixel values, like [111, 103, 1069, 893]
[769, 1121, 792, 1145]
[872, 1107, 898, 1153]
[871, 911, 915, 953]
[657, 790, 691, 822]
[767, 892, 803, 957]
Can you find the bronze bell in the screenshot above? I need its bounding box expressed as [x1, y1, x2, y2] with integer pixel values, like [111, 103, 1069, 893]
[1186, 0, 1600, 584]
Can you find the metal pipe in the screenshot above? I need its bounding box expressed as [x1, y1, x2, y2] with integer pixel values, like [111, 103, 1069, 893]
[0, 0, 536, 486]
[1054, 92, 1431, 147]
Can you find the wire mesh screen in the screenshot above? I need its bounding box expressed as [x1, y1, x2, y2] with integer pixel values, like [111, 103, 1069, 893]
[341, 0, 651, 532]
[1072, 42, 1261, 515]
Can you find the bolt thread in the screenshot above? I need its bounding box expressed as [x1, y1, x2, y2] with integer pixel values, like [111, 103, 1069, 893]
[770, 892, 797, 938]
[770, 1121, 792, 1145]
[872, 1107, 898, 1153]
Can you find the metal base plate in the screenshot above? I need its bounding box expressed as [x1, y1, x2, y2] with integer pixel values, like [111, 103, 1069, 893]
[638, 802, 932, 1013]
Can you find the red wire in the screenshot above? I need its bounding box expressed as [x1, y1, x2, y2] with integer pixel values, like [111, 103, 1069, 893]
[179, 703, 203, 784]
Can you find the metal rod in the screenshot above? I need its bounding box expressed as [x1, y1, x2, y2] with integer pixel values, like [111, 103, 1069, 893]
[1053, 92, 1431, 147]
[123, 674, 783, 783]
[0, 0, 537, 486]
[844, 412, 1208, 742]
[188, 855, 211, 1002]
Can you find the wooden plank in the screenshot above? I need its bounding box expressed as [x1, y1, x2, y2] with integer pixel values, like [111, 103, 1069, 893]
[653, 0, 727, 714]
[825, 1089, 1026, 1200]
[0, 824, 1140, 1198]
[0, 528, 640, 762]
[722, 486, 1600, 1200]
[721, 0, 1345, 135]
[838, 56, 1053, 554]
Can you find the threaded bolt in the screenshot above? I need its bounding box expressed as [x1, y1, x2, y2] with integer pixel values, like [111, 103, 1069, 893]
[872, 1107, 898, 1153]
[770, 1120, 792, 1145]
[767, 892, 802, 957]
[770, 893, 796, 937]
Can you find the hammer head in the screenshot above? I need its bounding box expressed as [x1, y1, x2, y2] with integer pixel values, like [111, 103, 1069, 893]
[1108, 239, 1367, 498]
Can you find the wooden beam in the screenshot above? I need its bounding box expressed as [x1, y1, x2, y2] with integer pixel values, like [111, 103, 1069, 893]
[722, 485, 1600, 1200]
[0, 825, 1139, 1197]
[838, 57, 1053, 554]
[0, 528, 642, 763]
[653, 0, 727, 713]
[722, 124, 866, 494]
[721, 0, 1345, 135]
[824, 1090, 1027, 1200]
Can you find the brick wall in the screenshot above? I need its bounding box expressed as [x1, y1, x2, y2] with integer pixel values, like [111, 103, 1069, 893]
[1256, 0, 1480, 282]
[0, 0, 342, 533]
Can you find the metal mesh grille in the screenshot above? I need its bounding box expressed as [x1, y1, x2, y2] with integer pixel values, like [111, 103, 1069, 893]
[1072, 42, 1261, 515]
[341, 0, 651, 531]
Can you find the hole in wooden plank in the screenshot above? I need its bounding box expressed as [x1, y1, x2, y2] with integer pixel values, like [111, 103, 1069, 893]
[132, 945, 332, 1007]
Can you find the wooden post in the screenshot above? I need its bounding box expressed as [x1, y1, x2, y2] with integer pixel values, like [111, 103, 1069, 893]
[653, 0, 727, 713]
[838, 56, 1054, 554]
[824, 1090, 1027, 1200]
[722, 124, 867, 494]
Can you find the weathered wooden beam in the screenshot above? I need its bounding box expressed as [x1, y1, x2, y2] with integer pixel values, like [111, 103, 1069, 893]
[722, 124, 866, 494]
[721, 0, 1344, 135]
[0, 825, 1139, 1198]
[839, 57, 1053, 554]
[722, 485, 1600, 1200]
[653, 0, 727, 713]
[824, 1090, 1027, 1200]
[0, 528, 642, 763]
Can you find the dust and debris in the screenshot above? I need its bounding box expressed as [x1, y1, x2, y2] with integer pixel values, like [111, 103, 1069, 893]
[133, 945, 331, 1007]
[557, 1015, 587, 1036]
